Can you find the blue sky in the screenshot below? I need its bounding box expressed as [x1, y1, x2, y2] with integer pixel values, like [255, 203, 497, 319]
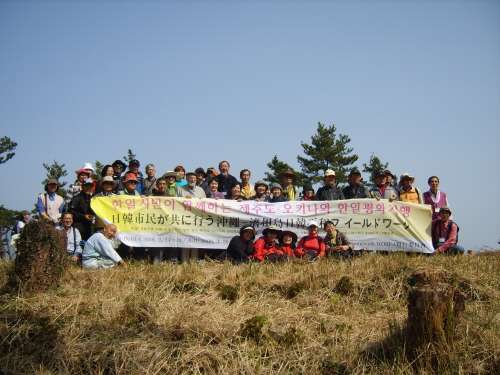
[1, 0, 499, 251]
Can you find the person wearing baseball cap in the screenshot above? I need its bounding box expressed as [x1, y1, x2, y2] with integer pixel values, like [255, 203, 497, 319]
[383, 169, 400, 196]
[119, 159, 143, 194]
[343, 168, 370, 199]
[432, 206, 464, 255]
[369, 171, 398, 202]
[316, 170, 345, 201]
[294, 220, 326, 260]
[37, 179, 64, 225]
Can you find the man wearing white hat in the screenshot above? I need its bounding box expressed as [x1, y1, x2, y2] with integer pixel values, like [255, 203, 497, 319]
[398, 173, 422, 204]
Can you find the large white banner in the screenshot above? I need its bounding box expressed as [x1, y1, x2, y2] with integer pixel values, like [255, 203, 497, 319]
[91, 197, 434, 253]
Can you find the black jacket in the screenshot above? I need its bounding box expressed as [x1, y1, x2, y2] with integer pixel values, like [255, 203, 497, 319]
[69, 192, 92, 240]
[316, 185, 345, 201]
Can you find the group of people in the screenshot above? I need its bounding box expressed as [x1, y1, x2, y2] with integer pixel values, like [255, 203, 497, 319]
[26, 159, 463, 269]
[220, 219, 354, 264]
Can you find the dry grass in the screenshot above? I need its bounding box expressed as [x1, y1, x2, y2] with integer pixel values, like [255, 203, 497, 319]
[0, 252, 499, 374]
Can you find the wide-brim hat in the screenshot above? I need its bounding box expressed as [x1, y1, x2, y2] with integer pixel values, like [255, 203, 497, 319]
[112, 160, 127, 169]
[278, 230, 298, 243]
[99, 176, 118, 189]
[263, 225, 282, 236]
[186, 171, 197, 178]
[206, 167, 219, 176]
[162, 171, 180, 180]
[278, 170, 297, 181]
[399, 173, 415, 185]
[439, 205, 452, 215]
[123, 173, 139, 183]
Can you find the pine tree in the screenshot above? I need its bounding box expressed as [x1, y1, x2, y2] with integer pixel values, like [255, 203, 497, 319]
[264, 156, 304, 185]
[123, 149, 137, 163]
[0, 136, 17, 164]
[42, 160, 68, 198]
[297, 122, 358, 185]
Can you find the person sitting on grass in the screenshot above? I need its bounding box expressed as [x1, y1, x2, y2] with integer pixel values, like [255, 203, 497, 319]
[323, 220, 354, 260]
[253, 225, 283, 263]
[218, 224, 257, 263]
[295, 220, 326, 261]
[82, 224, 126, 269]
[276, 230, 298, 258]
[56, 212, 82, 262]
[432, 205, 464, 255]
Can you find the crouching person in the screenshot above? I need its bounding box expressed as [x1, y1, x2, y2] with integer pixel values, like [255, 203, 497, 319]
[432, 205, 464, 255]
[218, 224, 256, 263]
[323, 220, 353, 259]
[295, 220, 326, 261]
[253, 225, 287, 263]
[82, 224, 127, 269]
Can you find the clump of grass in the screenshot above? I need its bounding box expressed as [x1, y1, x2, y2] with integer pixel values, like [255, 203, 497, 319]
[238, 315, 268, 342]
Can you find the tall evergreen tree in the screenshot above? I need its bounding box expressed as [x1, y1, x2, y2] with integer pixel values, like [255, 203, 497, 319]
[362, 153, 389, 186]
[42, 160, 68, 198]
[264, 156, 304, 185]
[0, 136, 17, 164]
[297, 122, 358, 185]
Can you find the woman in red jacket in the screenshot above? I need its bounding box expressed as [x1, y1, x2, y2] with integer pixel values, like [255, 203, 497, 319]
[276, 230, 298, 258]
[294, 220, 326, 261]
[253, 225, 281, 263]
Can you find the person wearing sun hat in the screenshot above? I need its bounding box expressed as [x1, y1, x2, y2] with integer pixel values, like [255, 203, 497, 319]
[90, 176, 117, 233]
[162, 171, 180, 196]
[279, 170, 300, 201]
[37, 179, 64, 225]
[276, 230, 298, 258]
[218, 224, 257, 263]
[118, 173, 141, 196]
[398, 173, 422, 204]
[294, 220, 326, 260]
[249, 180, 272, 202]
[270, 183, 289, 203]
[253, 225, 283, 262]
[432, 205, 464, 255]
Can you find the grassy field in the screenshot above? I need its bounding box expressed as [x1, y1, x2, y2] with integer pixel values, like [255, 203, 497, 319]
[0, 251, 499, 374]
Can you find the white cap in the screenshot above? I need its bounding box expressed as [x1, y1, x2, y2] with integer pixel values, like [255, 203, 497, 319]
[324, 170, 335, 177]
[307, 220, 318, 228]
